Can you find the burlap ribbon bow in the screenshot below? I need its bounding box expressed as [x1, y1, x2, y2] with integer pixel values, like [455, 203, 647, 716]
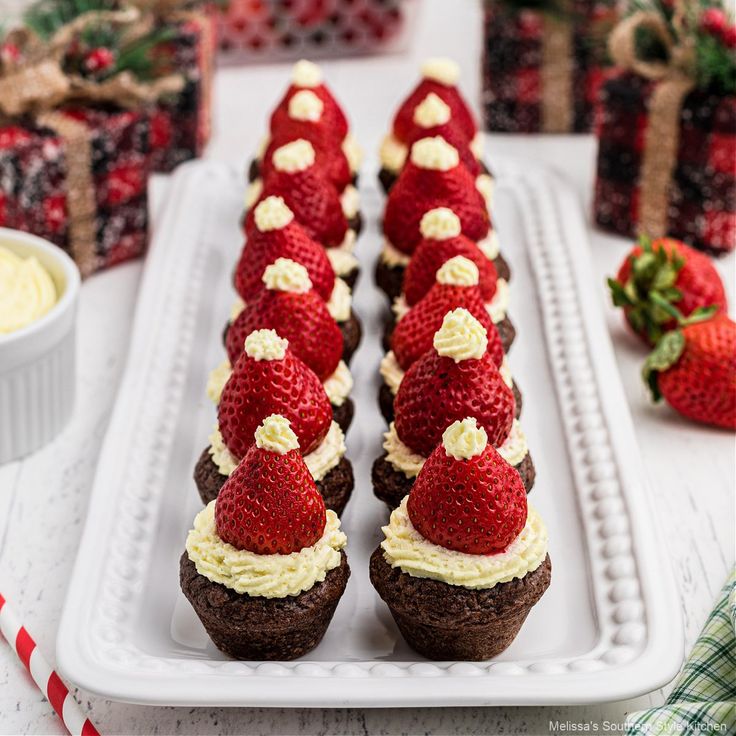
[608, 7, 697, 239]
[0, 6, 185, 277]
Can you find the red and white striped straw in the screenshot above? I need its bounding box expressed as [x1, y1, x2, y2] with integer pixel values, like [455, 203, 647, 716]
[0, 592, 101, 736]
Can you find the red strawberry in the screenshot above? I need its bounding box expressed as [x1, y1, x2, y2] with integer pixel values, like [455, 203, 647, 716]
[643, 314, 736, 429]
[226, 283, 343, 381]
[215, 417, 326, 554]
[392, 284, 504, 371]
[270, 61, 349, 143]
[404, 233, 498, 306]
[219, 330, 333, 457]
[247, 140, 348, 247]
[392, 61, 477, 143]
[407, 423, 527, 554]
[384, 141, 489, 255]
[261, 126, 352, 193]
[235, 197, 335, 302]
[394, 310, 515, 456]
[609, 237, 727, 345]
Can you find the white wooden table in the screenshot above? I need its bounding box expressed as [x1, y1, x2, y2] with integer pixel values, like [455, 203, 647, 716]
[0, 2, 734, 734]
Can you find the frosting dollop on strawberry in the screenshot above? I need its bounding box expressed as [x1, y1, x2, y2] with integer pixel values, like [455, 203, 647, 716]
[405, 417, 528, 555]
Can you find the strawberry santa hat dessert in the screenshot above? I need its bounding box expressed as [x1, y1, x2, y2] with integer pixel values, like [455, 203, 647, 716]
[211, 258, 354, 433]
[384, 209, 514, 350]
[370, 417, 550, 660]
[195, 328, 354, 515]
[378, 255, 522, 424]
[375, 137, 501, 301]
[248, 60, 362, 184]
[245, 140, 361, 286]
[233, 196, 362, 356]
[378, 58, 491, 193]
[372, 308, 535, 510]
[182, 414, 350, 660]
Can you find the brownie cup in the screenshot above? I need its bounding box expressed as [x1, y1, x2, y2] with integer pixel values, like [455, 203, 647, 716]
[181, 550, 350, 660]
[378, 380, 523, 424]
[372, 451, 535, 511]
[194, 449, 355, 515]
[370, 548, 551, 660]
[382, 312, 516, 354]
[340, 310, 362, 363]
[378, 160, 492, 195]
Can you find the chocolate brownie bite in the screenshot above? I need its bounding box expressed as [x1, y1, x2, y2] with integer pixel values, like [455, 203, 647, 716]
[339, 310, 362, 364]
[183, 414, 350, 660]
[375, 259, 406, 302]
[370, 417, 551, 660]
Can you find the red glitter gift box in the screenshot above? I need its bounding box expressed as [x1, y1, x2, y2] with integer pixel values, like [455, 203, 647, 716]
[481, 0, 618, 133]
[0, 106, 151, 277]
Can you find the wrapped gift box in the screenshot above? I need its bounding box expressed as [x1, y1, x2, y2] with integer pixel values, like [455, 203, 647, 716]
[0, 106, 151, 276]
[150, 11, 215, 172]
[594, 71, 736, 255]
[481, 0, 618, 133]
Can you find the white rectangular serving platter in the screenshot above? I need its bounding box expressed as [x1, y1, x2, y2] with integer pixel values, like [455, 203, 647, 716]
[57, 156, 683, 707]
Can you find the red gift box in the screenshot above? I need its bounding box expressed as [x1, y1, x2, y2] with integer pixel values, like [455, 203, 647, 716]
[594, 70, 736, 255]
[481, 0, 618, 133]
[0, 106, 151, 277]
[150, 10, 216, 173]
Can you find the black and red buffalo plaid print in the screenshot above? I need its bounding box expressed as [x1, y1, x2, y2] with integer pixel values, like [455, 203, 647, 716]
[481, 1, 616, 134]
[594, 71, 736, 255]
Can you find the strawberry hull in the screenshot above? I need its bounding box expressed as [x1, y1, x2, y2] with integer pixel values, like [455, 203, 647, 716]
[0, 107, 151, 277]
[594, 72, 736, 255]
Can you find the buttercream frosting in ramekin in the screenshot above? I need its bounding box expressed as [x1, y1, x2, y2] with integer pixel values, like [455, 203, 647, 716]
[379, 133, 408, 173]
[383, 419, 528, 478]
[380, 351, 514, 396]
[207, 360, 352, 407]
[340, 185, 360, 219]
[0, 246, 57, 334]
[380, 240, 411, 267]
[326, 277, 352, 322]
[381, 498, 547, 590]
[187, 503, 346, 598]
[210, 420, 345, 482]
[342, 133, 363, 173]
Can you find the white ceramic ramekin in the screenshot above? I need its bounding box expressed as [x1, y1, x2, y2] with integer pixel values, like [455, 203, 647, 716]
[0, 228, 80, 463]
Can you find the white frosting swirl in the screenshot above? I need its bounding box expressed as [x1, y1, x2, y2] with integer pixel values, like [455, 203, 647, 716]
[292, 59, 322, 87]
[391, 294, 410, 320]
[476, 174, 494, 211]
[379, 351, 404, 395]
[477, 229, 500, 261]
[254, 196, 292, 231]
[442, 417, 487, 460]
[379, 133, 408, 173]
[381, 499, 547, 590]
[326, 230, 358, 277]
[272, 139, 315, 173]
[413, 92, 451, 128]
[326, 277, 352, 322]
[244, 329, 288, 361]
[255, 414, 299, 454]
[380, 240, 411, 267]
[187, 503, 346, 598]
[323, 360, 353, 407]
[245, 178, 264, 210]
[383, 419, 528, 478]
[436, 255, 479, 286]
[262, 258, 312, 293]
[487, 277, 509, 324]
[470, 132, 484, 160]
[207, 359, 232, 404]
[419, 207, 461, 240]
[410, 136, 459, 171]
[0, 247, 57, 334]
[230, 297, 245, 322]
[340, 185, 360, 219]
[342, 133, 363, 173]
[288, 89, 323, 121]
[420, 57, 460, 86]
[433, 308, 488, 362]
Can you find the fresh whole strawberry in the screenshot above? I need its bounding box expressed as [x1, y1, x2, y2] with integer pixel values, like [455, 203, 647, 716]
[226, 288, 343, 381]
[215, 419, 326, 554]
[247, 151, 348, 248]
[407, 428, 527, 554]
[219, 335, 332, 457]
[235, 206, 335, 302]
[392, 284, 504, 371]
[404, 234, 498, 306]
[643, 314, 736, 430]
[608, 237, 727, 345]
[395, 351, 515, 457]
[384, 157, 489, 255]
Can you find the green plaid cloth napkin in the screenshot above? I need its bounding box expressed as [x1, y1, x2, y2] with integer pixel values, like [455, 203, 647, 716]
[626, 567, 735, 735]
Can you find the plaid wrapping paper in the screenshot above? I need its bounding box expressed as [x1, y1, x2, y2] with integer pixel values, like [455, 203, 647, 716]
[594, 71, 736, 255]
[626, 568, 736, 734]
[0, 106, 151, 275]
[481, 0, 617, 133]
[149, 11, 215, 173]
